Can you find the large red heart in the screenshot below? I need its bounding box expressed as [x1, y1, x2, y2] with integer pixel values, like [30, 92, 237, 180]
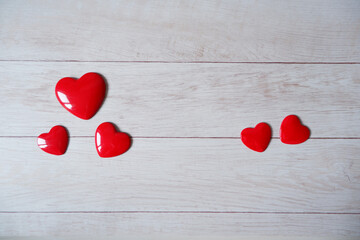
[55, 72, 106, 120]
[280, 115, 310, 144]
[37, 126, 69, 155]
[95, 122, 131, 158]
[241, 122, 271, 152]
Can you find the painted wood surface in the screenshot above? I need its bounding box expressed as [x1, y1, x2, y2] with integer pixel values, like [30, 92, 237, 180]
[0, 0, 359, 62]
[0, 62, 359, 137]
[1, 0, 359, 238]
[1, 138, 359, 212]
[1, 213, 360, 237]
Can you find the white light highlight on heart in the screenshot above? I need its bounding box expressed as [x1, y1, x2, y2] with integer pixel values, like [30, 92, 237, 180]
[57, 92, 72, 109]
[96, 132, 102, 151]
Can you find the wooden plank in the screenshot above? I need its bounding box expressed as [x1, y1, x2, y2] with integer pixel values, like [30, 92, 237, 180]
[1, 137, 359, 212]
[0, 62, 359, 137]
[1, 213, 360, 237]
[0, 0, 359, 62]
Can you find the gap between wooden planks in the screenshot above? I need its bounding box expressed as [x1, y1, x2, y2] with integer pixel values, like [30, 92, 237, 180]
[1, 60, 360, 64]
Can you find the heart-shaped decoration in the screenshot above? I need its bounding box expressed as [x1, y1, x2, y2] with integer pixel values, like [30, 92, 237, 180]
[241, 122, 271, 152]
[55, 72, 106, 120]
[95, 122, 131, 158]
[37, 126, 69, 155]
[280, 115, 310, 144]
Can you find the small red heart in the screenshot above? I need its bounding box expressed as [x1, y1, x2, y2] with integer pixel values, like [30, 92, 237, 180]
[95, 122, 131, 158]
[55, 72, 106, 120]
[37, 126, 69, 155]
[280, 115, 310, 144]
[241, 122, 272, 152]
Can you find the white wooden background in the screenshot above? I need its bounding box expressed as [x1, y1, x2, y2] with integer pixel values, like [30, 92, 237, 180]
[0, 0, 360, 238]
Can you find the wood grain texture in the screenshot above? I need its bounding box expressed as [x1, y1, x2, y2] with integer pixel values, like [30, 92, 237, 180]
[1, 137, 359, 212]
[0, 62, 359, 137]
[0, 0, 359, 62]
[1, 213, 360, 237]
[1, 0, 360, 237]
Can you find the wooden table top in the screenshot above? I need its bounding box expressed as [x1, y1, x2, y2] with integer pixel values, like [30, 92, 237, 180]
[0, 0, 359, 238]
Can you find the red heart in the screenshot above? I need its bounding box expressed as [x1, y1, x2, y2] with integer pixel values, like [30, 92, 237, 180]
[95, 122, 131, 158]
[241, 122, 272, 152]
[37, 126, 69, 155]
[55, 72, 106, 120]
[280, 115, 310, 144]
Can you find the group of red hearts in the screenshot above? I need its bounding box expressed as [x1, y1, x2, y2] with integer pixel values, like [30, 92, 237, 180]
[37, 72, 310, 157]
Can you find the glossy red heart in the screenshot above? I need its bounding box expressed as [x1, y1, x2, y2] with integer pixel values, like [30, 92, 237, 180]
[37, 126, 69, 155]
[280, 115, 310, 144]
[241, 122, 272, 152]
[95, 122, 131, 158]
[55, 72, 106, 120]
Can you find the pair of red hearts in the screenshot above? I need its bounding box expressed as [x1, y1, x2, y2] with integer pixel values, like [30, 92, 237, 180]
[38, 123, 131, 157]
[241, 115, 310, 152]
[37, 73, 131, 158]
